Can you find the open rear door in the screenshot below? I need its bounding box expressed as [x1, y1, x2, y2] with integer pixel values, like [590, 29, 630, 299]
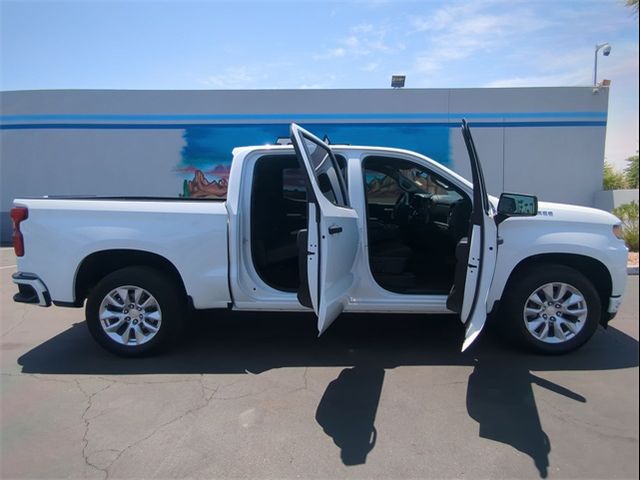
[447, 120, 497, 351]
[290, 123, 359, 335]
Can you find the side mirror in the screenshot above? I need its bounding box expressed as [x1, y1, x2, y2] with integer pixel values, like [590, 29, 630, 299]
[497, 193, 538, 217]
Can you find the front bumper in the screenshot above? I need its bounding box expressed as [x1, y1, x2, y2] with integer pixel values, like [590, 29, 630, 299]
[12, 272, 51, 307]
[602, 295, 623, 325]
[608, 295, 623, 315]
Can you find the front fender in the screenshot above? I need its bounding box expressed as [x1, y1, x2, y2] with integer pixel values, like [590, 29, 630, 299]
[488, 219, 628, 310]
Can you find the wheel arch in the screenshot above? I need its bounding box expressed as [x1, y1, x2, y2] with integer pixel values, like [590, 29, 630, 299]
[500, 253, 612, 325]
[72, 249, 188, 306]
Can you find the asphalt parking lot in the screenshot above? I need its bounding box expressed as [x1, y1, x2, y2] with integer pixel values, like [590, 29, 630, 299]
[1, 247, 638, 479]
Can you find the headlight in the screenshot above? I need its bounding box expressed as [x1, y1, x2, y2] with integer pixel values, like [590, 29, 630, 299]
[613, 224, 624, 240]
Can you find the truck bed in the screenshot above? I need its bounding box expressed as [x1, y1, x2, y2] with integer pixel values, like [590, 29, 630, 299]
[37, 195, 226, 202]
[13, 197, 231, 309]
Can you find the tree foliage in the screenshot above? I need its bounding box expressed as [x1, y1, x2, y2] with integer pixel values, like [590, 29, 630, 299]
[626, 0, 638, 15]
[603, 162, 627, 190]
[624, 154, 639, 189]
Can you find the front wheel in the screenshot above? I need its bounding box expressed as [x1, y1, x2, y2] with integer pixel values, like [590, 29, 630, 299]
[501, 265, 601, 354]
[86, 266, 185, 356]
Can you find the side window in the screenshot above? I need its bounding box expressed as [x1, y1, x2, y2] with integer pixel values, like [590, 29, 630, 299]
[363, 156, 464, 203]
[400, 168, 463, 202]
[364, 170, 403, 204]
[300, 136, 348, 207]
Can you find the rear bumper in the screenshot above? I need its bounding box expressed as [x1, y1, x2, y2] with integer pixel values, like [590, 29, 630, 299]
[12, 272, 51, 307]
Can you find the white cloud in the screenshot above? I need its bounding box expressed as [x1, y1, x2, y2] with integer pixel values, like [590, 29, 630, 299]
[298, 74, 337, 89]
[314, 47, 347, 60]
[313, 23, 402, 60]
[362, 62, 380, 72]
[484, 74, 579, 88]
[203, 66, 263, 89]
[414, 56, 441, 73]
[411, 1, 552, 73]
[298, 83, 326, 89]
[352, 23, 374, 33]
[344, 36, 360, 49]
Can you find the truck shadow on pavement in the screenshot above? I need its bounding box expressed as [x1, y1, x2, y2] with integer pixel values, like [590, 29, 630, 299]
[17, 312, 639, 477]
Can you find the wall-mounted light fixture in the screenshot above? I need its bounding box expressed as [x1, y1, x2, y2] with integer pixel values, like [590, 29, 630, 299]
[391, 75, 406, 88]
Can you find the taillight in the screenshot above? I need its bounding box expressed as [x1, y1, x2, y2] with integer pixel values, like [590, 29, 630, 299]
[10, 207, 28, 257]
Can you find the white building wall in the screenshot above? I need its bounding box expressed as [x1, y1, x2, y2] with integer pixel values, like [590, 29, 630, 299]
[594, 189, 640, 211]
[0, 87, 609, 242]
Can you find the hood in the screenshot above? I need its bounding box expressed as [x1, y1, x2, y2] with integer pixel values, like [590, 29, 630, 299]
[536, 201, 620, 225]
[489, 196, 620, 225]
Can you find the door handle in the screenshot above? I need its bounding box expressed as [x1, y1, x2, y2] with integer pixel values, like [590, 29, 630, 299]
[328, 225, 343, 235]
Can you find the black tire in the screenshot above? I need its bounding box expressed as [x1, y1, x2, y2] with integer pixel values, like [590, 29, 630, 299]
[86, 266, 186, 356]
[501, 264, 601, 354]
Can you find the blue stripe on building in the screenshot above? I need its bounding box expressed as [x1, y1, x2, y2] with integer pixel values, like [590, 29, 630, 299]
[0, 110, 607, 123]
[0, 121, 607, 130]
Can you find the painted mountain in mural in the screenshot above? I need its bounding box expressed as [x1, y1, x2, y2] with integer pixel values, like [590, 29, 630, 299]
[366, 175, 400, 199]
[368, 175, 398, 194]
[183, 170, 228, 198]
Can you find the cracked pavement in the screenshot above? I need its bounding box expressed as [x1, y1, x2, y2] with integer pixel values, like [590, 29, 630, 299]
[1, 247, 638, 479]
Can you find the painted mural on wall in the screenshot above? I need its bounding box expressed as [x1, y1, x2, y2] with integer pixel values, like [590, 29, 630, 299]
[175, 123, 450, 198]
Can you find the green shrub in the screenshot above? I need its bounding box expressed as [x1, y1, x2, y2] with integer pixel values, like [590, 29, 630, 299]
[613, 201, 639, 251]
[603, 162, 628, 190]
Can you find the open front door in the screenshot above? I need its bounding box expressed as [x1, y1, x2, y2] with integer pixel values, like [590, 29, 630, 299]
[447, 120, 497, 351]
[290, 123, 359, 335]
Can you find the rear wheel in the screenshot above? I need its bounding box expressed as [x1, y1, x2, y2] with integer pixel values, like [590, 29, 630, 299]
[502, 265, 601, 354]
[86, 267, 185, 356]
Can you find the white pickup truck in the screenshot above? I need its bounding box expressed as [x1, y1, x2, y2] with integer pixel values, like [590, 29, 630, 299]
[11, 122, 628, 356]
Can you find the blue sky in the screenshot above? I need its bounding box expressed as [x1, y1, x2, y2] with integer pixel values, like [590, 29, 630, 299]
[1, 0, 638, 166]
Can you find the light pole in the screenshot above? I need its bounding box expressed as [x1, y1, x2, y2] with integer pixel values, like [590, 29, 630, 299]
[593, 43, 611, 86]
